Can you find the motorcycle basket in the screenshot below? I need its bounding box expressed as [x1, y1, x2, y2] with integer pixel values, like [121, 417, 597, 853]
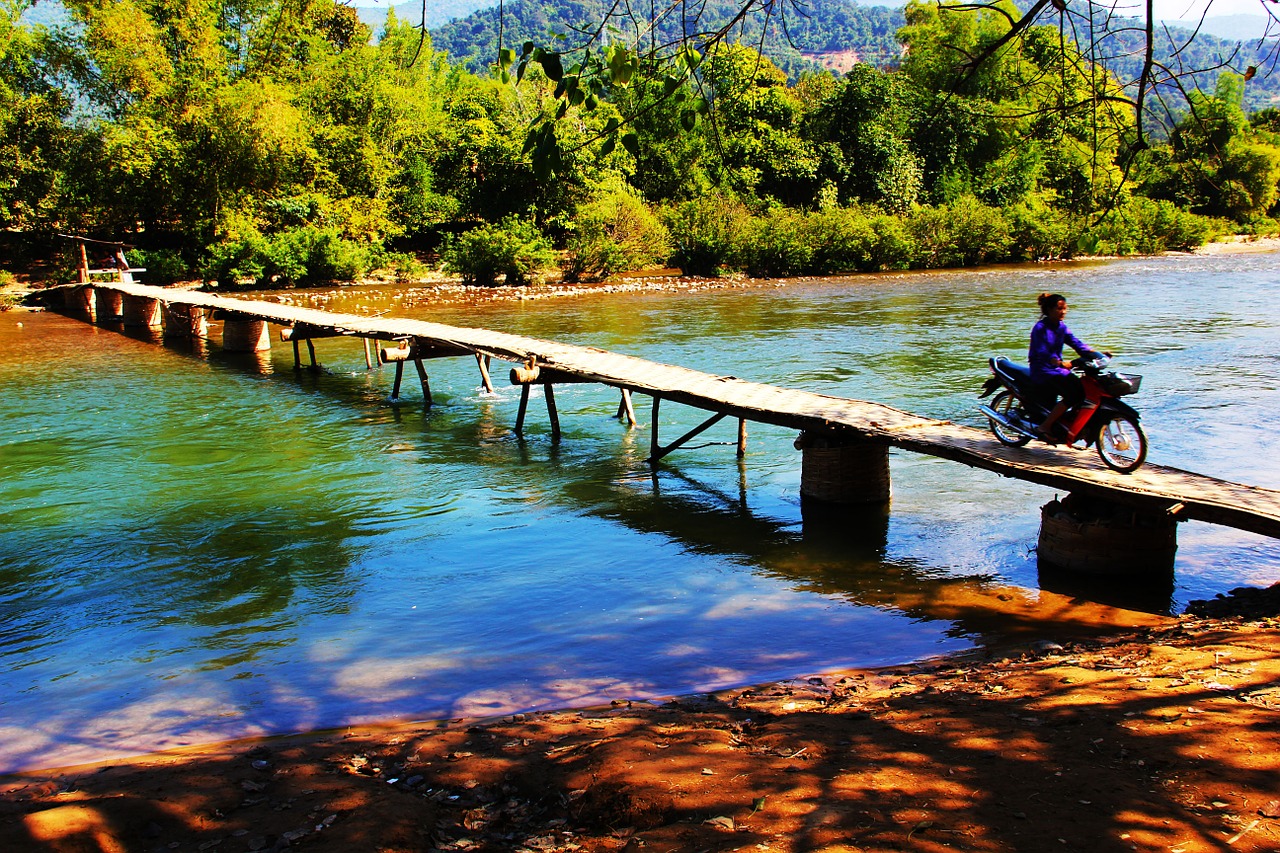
[1099, 372, 1141, 396]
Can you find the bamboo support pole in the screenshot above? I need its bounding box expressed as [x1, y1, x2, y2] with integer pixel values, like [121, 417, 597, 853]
[647, 411, 729, 465]
[364, 338, 373, 370]
[476, 353, 495, 394]
[306, 338, 318, 370]
[292, 339, 302, 370]
[617, 389, 637, 427]
[515, 384, 531, 435]
[650, 395, 661, 460]
[544, 383, 560, 441]
[415, 358, 432, 406]
[737, 418, 748, 457]
[391, 361, 405, 400]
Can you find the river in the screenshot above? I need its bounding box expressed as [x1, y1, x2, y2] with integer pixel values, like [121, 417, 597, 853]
[2, 251, 1278, 774]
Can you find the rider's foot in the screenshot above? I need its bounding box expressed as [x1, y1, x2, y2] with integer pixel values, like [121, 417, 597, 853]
[1036, 428, 1060, 444]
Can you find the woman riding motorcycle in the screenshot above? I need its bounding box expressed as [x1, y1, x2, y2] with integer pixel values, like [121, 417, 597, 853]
[1029, 292, 1104, 442]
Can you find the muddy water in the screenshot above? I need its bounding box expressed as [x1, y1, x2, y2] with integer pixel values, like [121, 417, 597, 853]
[1, 252, 1277, 773]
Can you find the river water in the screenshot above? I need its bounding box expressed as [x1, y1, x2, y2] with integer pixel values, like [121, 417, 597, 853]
[2, 252, 1278, 773]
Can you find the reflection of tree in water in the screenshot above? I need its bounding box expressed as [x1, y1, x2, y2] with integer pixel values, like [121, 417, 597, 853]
[1, 497, 360, 680]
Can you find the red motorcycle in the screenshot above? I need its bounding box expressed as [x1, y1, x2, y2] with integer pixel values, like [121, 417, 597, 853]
[979, 354, 1148, 473]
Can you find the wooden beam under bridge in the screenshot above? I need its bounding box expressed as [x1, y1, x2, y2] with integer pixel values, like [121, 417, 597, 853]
[39, 281, 1280, 541]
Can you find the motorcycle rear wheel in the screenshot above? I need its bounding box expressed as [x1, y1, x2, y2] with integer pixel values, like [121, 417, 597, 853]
[988, 390, 1032, 447]
[1096, 414, 1147, 473]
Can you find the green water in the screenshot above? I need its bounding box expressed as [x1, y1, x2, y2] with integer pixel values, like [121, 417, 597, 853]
[2, 253, 1278, 773]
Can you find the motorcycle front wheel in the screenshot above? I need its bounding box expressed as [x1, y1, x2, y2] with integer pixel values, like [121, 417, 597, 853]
[1096, 414, 1147, 473]
[988, 390, 1032, 447]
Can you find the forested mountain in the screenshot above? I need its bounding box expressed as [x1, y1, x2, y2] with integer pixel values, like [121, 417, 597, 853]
[424, 0, 1280, 112]
[428, 0, 904, 79]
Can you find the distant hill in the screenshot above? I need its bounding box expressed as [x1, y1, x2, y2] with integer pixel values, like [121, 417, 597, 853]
[427, 0, 904, 79]
[354, 1, 487, 33]
[426, 0, 1280, 113]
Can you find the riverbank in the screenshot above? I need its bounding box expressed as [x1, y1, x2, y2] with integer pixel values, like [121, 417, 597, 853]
[2, 595, 1277, 853]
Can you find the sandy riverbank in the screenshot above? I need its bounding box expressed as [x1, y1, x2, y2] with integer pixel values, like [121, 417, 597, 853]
[2, 593, 1277, 853]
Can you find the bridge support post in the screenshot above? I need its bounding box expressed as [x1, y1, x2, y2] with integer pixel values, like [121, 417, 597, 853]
[95, 289, 123, 322]
[122, 295, 163, 328]
[223, 317, 271, 352]
[163, 304, 207, 338]
[1038, 493, 1178, 574]
[63, 285, 96, 319]
[795, 430, 890, 505]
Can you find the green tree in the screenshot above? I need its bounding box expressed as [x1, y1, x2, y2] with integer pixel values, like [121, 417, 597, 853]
[1142, 74, 1280, 222]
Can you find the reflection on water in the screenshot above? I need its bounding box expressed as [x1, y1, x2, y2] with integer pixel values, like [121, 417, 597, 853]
[1, 253, 1278, 773]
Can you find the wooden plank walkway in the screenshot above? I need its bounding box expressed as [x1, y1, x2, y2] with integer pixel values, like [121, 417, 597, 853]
[53, 282, 1280, 540]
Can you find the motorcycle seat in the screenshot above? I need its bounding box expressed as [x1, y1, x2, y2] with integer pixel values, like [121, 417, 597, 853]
[990, 356, 1032, 385]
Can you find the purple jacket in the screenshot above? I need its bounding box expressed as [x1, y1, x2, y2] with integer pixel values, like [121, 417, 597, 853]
[1029, 319, 1094, 381]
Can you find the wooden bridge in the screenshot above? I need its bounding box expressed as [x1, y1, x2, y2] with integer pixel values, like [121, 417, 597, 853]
[42, 281, 1280, 562]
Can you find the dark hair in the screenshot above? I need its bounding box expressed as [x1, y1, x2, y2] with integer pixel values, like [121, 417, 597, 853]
[1038, 292, 1066, 314]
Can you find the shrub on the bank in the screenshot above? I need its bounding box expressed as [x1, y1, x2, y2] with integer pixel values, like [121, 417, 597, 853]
[906, 196, 1013, 268]
[131, 249, 191, 285]
[441, 217, 555, 286]
[739, 207, 815, 277]
[807, 206, 913, 272]
[1006, 199, 1079, 261]
[663, 194, 753, 276]
[566, 188, 671, 281]
[1082, 197, 1211, 255]
[203, 231, 267, 288]
[202, 226, 377, 288]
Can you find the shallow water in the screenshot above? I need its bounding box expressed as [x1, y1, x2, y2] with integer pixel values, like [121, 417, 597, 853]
[2, 253, 1278, 773]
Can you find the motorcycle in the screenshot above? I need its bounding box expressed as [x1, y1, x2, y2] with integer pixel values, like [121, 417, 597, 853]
[978, 354, 1148, 473]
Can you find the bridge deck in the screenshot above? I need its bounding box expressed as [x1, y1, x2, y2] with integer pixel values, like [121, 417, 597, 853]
[58, 283, 1280, 540]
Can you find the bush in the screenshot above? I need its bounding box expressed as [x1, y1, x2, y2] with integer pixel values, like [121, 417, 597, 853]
[202, 232, 267, 289]
[565, 190, 671, 281]
[441, 217, 555, 286]
[806, 206, 913, 273]
[662, 194, 753, 276]
[131, 248, 191, 285]
[1006, 198, 1080, 261]
[1083, 197, 1211, 255]
[906, 196, 1013, 268]
[203, 226, 376, 288]
[739, 207, 814, 277]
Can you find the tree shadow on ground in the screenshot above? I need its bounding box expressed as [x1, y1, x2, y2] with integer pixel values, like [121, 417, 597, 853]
[2, 620, 1277, 852]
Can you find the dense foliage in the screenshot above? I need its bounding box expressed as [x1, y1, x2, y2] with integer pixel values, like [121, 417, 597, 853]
[1, 0, 1276, 288]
